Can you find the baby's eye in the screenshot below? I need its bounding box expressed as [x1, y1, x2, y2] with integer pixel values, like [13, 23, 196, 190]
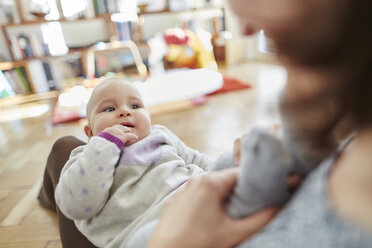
[130, 104, 140, 109]
[103, 107, 115, 112]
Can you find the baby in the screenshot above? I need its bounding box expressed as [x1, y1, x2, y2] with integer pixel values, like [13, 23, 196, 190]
[55, 77, 235, 247]
[126, 126, 315, 248]
[55, 77, 315, 248]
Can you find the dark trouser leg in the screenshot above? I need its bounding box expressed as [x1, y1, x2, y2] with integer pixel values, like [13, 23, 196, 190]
[38, 136, 96, 248]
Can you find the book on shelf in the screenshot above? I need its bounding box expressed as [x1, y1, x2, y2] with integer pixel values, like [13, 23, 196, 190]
[10, 37, 24, 61]
[93, 0, 120, 15]
[14, 67, 31, 92]
[10, 33, 50, 60]
[42, 62, 57, 90]
[27, 60, 53, 93]
[115, 22, 133, 41]
[213, 16, 225, 33]
[0, 71, 16, 98]
[29, 34, 45, 57]
[181, 20, 195, 31]
[0, 67, 31, 94]
[17, 34, 34, 58]
[3, 70, 24, 94]
[27, 57, 84, 92]
[48, 56, 84, 89]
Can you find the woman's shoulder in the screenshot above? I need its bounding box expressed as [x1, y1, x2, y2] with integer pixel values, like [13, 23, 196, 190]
[240, 139, 372, 247]
[327, 133, 372, 236]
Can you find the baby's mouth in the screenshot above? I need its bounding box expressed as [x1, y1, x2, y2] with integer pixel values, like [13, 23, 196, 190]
[121, 122, 134, 128]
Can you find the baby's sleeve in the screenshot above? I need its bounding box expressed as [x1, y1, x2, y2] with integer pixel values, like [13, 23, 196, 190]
[227, 127, 295, 218]
[55, 136, 122, 220]
[208, 150, 235, 171]
[158, 125, 214, 171]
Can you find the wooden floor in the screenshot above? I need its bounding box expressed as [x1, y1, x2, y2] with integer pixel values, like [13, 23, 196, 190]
[0, 61, 286, 247]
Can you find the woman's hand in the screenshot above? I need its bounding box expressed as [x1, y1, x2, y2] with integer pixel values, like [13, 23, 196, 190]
[148, 168, 280, 248]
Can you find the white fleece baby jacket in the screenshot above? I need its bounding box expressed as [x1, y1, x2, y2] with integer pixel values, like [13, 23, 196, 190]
[55, 125, 218, 247]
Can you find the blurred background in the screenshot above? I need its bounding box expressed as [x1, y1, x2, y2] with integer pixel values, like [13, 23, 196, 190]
[0, 0, 286, 247]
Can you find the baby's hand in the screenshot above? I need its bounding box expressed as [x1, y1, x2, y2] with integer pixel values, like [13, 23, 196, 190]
[233, 138, 241, 166]
[103, 124, 138, 145]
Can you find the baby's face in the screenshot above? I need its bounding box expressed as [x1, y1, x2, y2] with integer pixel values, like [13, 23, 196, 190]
[86, 80, 151, 145]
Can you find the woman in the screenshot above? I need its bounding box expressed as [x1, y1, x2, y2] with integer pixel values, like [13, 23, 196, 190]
[39, 0, 371, 246]
[147, 0, 372, 247]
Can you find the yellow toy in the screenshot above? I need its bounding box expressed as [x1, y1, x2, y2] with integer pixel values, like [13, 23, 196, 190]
[164, 28, 218, 70]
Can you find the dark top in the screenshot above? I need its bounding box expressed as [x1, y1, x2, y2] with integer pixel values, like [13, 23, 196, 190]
[240, 137, 372, 248]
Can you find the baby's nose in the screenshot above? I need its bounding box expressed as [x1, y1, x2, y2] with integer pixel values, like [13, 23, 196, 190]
[119, 107, 132, 117]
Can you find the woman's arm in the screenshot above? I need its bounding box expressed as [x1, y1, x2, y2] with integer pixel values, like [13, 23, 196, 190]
[148, 168, 279, 248]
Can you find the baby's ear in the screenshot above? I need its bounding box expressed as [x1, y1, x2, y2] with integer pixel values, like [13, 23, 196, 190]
[84, 125, 93, 138]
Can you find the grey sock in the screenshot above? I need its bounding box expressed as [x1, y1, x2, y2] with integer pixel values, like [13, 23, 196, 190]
[227, 127, 295, 218]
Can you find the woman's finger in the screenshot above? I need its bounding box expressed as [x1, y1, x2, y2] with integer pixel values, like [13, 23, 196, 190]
[228, 207, 281, 246]
[287, 173, 302, 190]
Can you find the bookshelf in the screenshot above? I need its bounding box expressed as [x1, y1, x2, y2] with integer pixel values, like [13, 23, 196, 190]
[1, 16, 111, 61]
[0, 59, 58, 107]
[0, 0, 227, 106]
